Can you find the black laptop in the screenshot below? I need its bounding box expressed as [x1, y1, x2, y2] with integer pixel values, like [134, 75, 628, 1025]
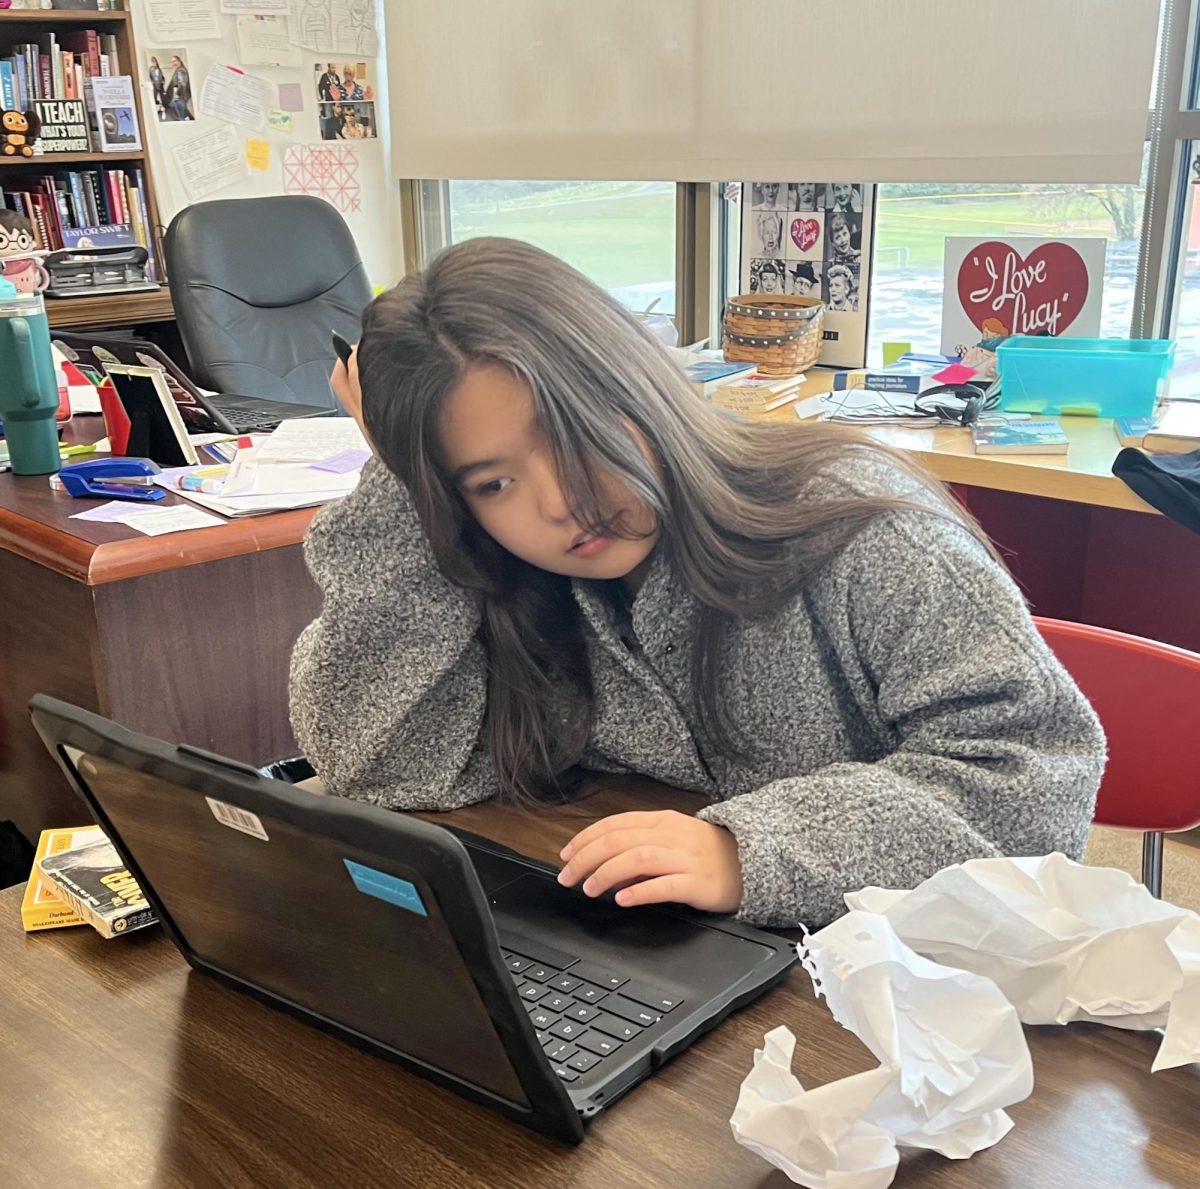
[29, 697, 796, 1144]
[51, 331, 335, 435]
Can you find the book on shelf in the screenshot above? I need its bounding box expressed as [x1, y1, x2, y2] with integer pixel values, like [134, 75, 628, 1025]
[21, 824, 104, 933]
[0, 164, 157, 278]
[90, 76, 141, 153]
[971, 419, 1069, 456]
[681, 360, 757, 397]
[1142, 402, 1200, 455]
[37, 831, 158, 939]
[0, 28, 118, 111]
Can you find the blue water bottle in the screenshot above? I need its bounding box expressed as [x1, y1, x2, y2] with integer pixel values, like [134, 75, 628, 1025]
[0, 277, 60, 476]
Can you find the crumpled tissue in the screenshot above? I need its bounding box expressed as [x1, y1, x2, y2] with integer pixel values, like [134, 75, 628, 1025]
[847, 852, 1200, 1072]
[730, 909, 1033, 1188]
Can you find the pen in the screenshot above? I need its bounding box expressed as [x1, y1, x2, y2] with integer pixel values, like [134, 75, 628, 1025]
[331, 330, 353, 367]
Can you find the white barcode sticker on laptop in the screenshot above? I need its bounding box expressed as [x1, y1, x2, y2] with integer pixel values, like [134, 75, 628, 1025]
[205, 796, 269, 841]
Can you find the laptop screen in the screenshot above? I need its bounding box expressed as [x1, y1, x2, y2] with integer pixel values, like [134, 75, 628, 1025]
[59, 746, 531, 1110]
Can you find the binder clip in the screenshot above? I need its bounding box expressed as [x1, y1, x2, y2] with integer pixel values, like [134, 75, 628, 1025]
[55, 457, 166, 502]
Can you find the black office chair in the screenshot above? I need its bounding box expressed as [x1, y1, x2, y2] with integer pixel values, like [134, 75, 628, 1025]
[163, 195, 372, 410]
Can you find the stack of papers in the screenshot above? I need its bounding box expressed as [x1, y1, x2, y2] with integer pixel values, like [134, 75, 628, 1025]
[155, 419, 370, 518]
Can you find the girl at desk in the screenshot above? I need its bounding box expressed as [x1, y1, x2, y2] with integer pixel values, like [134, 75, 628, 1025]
[290, 238, 1104, 928]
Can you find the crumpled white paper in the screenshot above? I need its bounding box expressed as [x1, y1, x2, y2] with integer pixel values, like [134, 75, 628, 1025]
[730, 910, 1033, 1188]
[846, 853, 1200, 1072]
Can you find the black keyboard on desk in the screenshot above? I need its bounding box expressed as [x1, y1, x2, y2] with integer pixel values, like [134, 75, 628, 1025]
[500, 932, 684, 1085]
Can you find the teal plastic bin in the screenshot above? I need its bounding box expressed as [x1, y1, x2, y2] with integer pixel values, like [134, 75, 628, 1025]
[996, 336, 1174, 418]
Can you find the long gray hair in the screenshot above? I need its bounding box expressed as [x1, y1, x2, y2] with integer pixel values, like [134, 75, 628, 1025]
[358, 237, 978, 801]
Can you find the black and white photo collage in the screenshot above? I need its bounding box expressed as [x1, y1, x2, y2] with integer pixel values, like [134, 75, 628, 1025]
[740, 180, 874, 366]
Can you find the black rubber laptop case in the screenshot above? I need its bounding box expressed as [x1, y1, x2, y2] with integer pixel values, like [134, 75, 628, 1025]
[30, 696, 797, 1144]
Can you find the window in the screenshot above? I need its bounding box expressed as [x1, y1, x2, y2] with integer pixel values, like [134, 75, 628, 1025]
[1164, 149, 1200, 396]
[867, 178, 1147, 364]
[721, 175, 1148, 366]
[418, 180, 677, 317]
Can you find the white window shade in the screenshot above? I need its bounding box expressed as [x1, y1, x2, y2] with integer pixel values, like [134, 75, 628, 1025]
[385, 0, 1159, 183]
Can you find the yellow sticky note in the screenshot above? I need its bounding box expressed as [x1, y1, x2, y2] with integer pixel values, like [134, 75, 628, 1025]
[246, 139, 270, 171]
[882, 341, 912, 366]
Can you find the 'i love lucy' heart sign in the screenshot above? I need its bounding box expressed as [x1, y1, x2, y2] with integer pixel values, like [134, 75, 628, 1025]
[790, 217, 820, 254]
[941, 236, 1106, 357]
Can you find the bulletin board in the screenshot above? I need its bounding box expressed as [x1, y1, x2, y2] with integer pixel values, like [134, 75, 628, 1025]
[130, 0, 399, 286]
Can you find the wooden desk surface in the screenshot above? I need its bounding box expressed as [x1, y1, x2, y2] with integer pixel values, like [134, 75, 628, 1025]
[0, 388, 1155, 589]
[3, 783, 1198, 1189]
[761, 375, 1158, 516]
[0, 416, 319, 586]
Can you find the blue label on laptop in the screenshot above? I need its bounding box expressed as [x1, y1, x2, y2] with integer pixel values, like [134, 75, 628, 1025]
[343, 859, 428, 917]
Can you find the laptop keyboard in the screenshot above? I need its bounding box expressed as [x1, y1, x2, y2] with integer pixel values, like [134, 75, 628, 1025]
[208, 400, 288, 434]
[499, 932, 684, 1086]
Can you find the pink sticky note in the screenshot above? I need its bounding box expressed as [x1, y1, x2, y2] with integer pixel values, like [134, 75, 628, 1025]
[931, 363, 978, 385]
[277, 83, 304, 112]
[312, 448, 371, 474]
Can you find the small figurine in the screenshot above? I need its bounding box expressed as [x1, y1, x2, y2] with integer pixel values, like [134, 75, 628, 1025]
[0, 210, 48, 294]
[0, 107, 40, 157]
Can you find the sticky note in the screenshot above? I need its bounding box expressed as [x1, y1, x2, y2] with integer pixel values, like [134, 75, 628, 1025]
[931, 362, 979, 385]
[267, 107, 292, 134]
[246, 138, 270, 171]
[311, 448, 371, 474]
[882, 341, 912, 366]
[277, 82, 303, 112]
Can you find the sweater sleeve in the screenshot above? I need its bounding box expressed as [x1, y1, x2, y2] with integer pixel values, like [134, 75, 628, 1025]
[696, 502, 1106, 929]
[289, 458, 496, 809]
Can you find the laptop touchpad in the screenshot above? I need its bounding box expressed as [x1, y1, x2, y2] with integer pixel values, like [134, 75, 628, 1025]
[488, 873, 776, 992]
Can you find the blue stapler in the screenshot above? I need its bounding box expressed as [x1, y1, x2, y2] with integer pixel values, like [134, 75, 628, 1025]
[57, 458, 166, 503]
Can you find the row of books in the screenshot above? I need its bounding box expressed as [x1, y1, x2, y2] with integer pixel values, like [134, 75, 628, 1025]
[0, 29, 120, 109]
[3, 165, 157, 278]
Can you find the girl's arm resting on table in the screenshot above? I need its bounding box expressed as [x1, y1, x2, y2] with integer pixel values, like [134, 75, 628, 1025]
[696, 508, 1107, 929]
[289, 457, 496, 809]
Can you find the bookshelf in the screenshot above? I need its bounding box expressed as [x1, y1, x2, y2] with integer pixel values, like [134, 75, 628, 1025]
[0, 6, 173, 331]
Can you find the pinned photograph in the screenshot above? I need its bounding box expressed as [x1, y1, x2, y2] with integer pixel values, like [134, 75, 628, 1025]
[750, 210, 785, 259]
[788, 182, 819, 212]
[788, 260, 822, 297]
[315, 62, 377, 141]
[824, 262, 860, 313]
[825, 182, 863, 214]
[824, 210, 862, 267]
[147, 51, 194, 122]
[751, 182, 787, 210]
[749, 258, 787, 295]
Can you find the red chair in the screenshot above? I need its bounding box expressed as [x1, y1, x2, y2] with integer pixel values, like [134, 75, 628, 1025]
[1034, 616, 1200, 897]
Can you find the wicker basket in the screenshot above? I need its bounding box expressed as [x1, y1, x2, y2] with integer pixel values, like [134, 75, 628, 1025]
[722, 293, 825, 377]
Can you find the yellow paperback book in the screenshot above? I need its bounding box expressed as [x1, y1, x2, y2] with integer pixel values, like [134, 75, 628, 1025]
[38, 833, 157, 939]
[20, 825, 103, 933]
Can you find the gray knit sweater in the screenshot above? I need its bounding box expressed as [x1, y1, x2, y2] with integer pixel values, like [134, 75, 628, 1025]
[289, 455, 1105, 929]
